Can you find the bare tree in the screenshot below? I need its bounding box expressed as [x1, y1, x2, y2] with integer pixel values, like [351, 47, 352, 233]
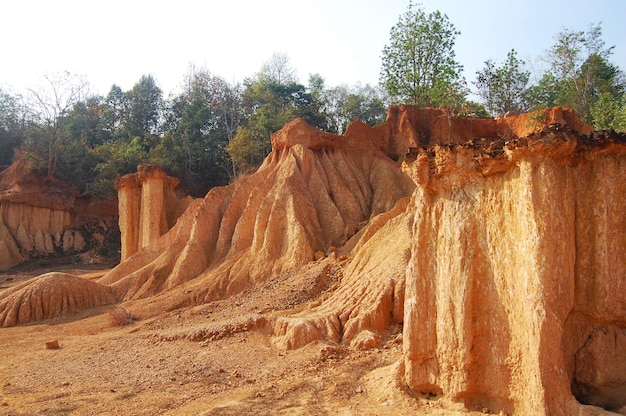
[257, 52, 298, 85]
[28, 71, 89, 177]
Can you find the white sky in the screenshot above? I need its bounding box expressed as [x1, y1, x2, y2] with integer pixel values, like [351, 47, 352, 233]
[1, 0, 625, 97]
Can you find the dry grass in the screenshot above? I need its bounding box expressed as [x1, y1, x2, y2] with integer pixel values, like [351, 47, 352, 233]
[108, 306, 137, 326]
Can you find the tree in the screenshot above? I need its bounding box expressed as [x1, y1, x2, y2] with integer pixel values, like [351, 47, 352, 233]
[525, 72, 562, 110]
[227, 55, 323, 175]
[54, 96, 106, 189]
[317, 80, 388, 134]
[474, 49, 530, 116]
[125, 75, 163, 138]
[380, 2, 464, 107]
[101, 84, 128, 141]
[0, 88, 28, 165]
[157, 68, 237, 195]
[257, 52, 298, 85]
[545, 23, 624, 122]
[590, 92, 626, 131]
[27, 71, 88, 178]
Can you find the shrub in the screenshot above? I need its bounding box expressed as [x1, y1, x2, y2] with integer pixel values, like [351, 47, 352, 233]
[108, 307, 137, 326]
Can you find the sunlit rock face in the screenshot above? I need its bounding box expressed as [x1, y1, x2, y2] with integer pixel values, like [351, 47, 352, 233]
[2, 106, 625, 416]
[114, 164, 191, 262]
[402, 121, 626, 415]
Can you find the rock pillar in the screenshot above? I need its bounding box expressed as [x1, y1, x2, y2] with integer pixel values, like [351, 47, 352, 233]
[137, 165, 167, 250]
[114, 174, 141, 261]
[115, 165, 183, 262]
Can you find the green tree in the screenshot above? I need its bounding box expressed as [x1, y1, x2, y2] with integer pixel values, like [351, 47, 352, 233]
[0, 88, 28, 165]
[227, 54, 323, 175]
[101, 84, 128, 141]
[474, 49, 530, 116]
[317, 80, 388, 134]
[88, 137, 150, 197]
[124, 75, 163, 138]
[380, 1, 465, 107]
[545, 23, 624, 122]
[157, 68, 237, 195]
[55, 96, 109, 190]
[525, 72, 562, 109]
[590, 92, 626, 131]
[226, 126, 262, 175]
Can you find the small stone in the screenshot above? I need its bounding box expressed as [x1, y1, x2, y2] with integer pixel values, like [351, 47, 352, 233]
[314, 251, 325, 261]
[45, 340, 60, 349]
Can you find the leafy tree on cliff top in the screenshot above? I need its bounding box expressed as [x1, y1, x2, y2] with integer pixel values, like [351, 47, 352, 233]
[474, 49, 530, 116]
[380, 1, 465, 107]
[530, 23, 625, 125]
[309, 74, 387, 134]
[226, 53, 324, 176]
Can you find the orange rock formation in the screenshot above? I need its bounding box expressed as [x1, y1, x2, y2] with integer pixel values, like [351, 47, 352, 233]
[114, 164, 191, 261]
[1, 106, 625, 415]
[0, 154, 118, 270]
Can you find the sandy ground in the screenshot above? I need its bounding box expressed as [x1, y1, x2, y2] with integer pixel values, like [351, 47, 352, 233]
[0, 259, 481, 416]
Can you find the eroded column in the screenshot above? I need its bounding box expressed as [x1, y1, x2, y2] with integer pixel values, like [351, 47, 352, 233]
[114, 174, 141, 261]
[137, 165, 167, 250]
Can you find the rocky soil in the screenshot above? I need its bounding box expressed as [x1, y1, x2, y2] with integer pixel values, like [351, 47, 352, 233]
[0, 259, 482, 416]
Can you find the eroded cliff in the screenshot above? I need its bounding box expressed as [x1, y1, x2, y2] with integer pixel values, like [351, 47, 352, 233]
[1, 106, 624, 415]
[0, 154, 119, 270]
[402, 126, 626, 415]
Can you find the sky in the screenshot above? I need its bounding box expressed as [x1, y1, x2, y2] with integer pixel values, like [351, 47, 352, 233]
[1, 0, 625, 97]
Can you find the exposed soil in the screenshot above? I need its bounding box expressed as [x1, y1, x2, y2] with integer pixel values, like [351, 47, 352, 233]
[0, 258, 480, 416]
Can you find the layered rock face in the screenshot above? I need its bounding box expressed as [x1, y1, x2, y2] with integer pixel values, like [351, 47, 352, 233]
[1, 106, 624, 415]
[0, 155, 118, 270]
[402, 126, 626, 415]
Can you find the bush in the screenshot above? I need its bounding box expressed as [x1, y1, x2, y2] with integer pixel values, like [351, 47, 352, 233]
[108, 307, 137, 326]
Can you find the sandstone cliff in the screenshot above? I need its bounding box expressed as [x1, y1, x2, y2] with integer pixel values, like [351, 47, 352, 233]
[0, 154, 119, 270]
[402, 126, 626, 415]
[1, 107, 624, 415]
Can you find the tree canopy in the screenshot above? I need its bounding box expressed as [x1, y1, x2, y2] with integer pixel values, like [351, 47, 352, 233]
[474, 49, 530, 116]
[1, 13, 624, 202]
[379, 1, 465, 108]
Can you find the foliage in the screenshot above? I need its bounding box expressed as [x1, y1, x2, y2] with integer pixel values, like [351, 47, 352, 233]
[226, 55, 326, 175]
[380, 1, 465, 107]
[27, 71, 89, 177]
[474, 49, 530, 116]
[123, 75, 163, 138]
[542, 23, 625, 122]
[525, 73, 562, 110]
[87, 137, 150, 197]
[310, 76, 388, 134]
[226, 126, 262, 175]
[590, 92, 626, 131]
[0, 88, 29, 165]
[3, 22, 624, 201]
[158, 68, 236, 195]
